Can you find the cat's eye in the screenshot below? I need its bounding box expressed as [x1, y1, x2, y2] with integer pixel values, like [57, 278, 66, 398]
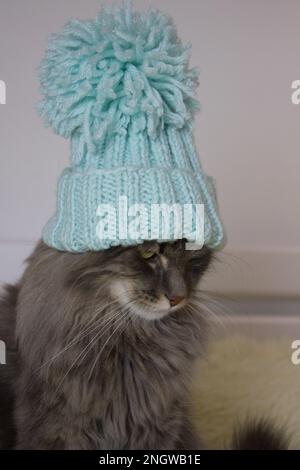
[140, 249, 157, 260]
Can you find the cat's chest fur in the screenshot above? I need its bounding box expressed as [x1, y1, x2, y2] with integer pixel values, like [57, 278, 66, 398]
[50, 311, 203, 449]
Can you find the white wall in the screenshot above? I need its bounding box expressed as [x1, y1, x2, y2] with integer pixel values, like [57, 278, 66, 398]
[0, 0, 299, 295]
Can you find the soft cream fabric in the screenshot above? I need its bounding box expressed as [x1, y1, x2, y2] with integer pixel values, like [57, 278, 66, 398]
[190, 336, 300, 449]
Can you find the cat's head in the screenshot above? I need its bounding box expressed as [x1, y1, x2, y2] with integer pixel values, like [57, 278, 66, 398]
[108, 240, 212, 320]
[69, 240, 212, 321]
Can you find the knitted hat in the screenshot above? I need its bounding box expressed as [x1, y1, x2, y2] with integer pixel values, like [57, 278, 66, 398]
[39, 1, 225, 252]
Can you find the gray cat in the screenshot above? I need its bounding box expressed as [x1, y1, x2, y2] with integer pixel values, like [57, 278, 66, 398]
[0, 239, 288, 450]
[0, 239, 212, 449]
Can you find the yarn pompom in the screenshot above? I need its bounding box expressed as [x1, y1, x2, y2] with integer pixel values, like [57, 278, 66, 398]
[39, 1, 199, 145]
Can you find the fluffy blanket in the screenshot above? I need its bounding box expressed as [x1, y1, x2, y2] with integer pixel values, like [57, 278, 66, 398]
[190, 336, 300, 449]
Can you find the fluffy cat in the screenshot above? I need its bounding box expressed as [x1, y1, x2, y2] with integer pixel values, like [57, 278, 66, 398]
[0, 240, 288, 450]
[0, 239, 212, 449]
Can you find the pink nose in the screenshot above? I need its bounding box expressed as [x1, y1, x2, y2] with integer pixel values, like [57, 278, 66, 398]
[167, 295, 185, 307]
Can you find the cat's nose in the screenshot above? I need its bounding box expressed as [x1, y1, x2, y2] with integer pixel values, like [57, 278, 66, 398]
[166, 295, 185, 307]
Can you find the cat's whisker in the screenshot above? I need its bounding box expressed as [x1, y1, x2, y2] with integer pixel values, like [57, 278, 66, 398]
[68, 301, 115, 339]
[51, 309, 127, 399]
[81, 297, 120, 331]
[188, 299, 228, 334]
[70, 299, 135, 372]
[63, 290, 118, 335]
[193, 293, 235, 328]
[66, 273, 117, 308]
[37, 301, 122, 371]
[73, 309, 129, 372]
[87, 312, 129, 382]
[37, 312, 111, 371]
[194, 290, 235, 322]
[38, 287, 137, 374]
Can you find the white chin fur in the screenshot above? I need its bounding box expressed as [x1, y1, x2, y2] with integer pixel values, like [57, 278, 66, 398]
[131, 296, 171, 321]
[110, 281, 174, 321]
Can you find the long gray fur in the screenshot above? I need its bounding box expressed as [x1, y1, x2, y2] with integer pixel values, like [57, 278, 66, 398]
[1, 240, 212, 449]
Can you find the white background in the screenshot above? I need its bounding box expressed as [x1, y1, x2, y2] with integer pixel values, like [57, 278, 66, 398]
[0, 0, 299, 295]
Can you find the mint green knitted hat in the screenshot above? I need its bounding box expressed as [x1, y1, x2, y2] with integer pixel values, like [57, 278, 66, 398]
[39, 1, 225, 252]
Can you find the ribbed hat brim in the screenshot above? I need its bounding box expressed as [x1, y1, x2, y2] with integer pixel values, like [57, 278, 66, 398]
[43, 166, 224, 252]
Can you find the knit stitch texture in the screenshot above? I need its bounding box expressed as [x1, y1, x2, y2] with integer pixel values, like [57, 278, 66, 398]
[39, 1, 225, 252]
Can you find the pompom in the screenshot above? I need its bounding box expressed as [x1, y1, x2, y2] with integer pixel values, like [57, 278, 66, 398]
[39, 1, 199, 145]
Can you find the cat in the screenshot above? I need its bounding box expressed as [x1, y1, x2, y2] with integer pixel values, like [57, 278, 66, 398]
[0, 239, 212, 449]
[0, 239, 288, 450]
[0, 284, 18, 449]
